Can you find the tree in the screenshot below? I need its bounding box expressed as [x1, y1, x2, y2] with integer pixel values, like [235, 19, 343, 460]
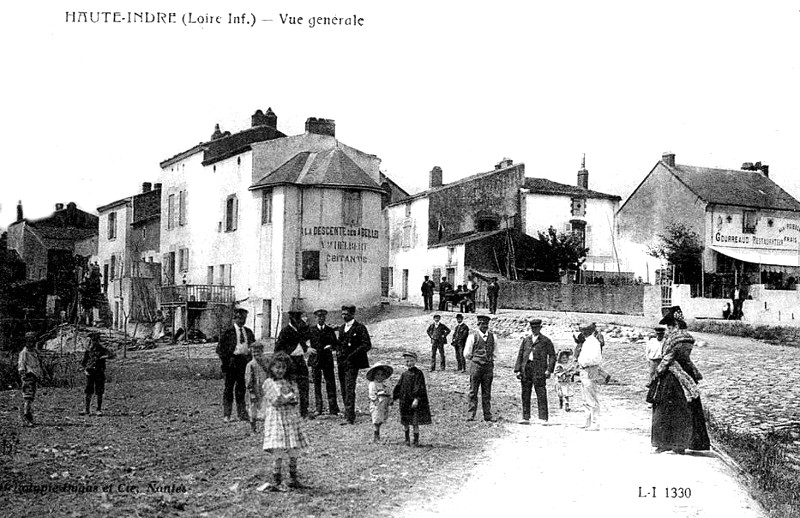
[648, 222, 704, 285]
[530, 226, 589, 282]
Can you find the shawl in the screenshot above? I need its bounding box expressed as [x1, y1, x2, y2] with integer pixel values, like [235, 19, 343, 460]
[658, 329, 700, 401]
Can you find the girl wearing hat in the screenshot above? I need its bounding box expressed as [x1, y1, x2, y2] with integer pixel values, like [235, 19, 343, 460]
[553, 350, 576, 412]
[366, 364, 394, 442]
[392, 352, 432, 446]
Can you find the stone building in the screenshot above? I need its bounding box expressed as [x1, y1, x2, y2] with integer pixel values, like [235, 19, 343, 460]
[158, 109, 406, 339]
[618, 152, 800, 322]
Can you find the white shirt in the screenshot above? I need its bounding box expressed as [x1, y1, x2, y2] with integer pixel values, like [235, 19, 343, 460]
[463, 329, 489, 358]
[233, 324, 250, 356]
[645, 337, 663, 360]
[344, 319, 354, 333]
[288, 323, 304, 356]
[528, 333, 540, 361]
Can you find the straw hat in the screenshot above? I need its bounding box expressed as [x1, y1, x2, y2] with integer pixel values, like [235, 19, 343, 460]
[366, 363, 394, 381]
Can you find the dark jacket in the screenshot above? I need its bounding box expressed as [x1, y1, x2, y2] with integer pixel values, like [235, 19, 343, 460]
[308, 324, 337, 369]
[337, 320, 372, 370]
[451, 322, 469, 347]
[82, 345, 112, 373]
[514, 333, 556, 382]
[274, 324, 309, 356]
[439, 281, 452, 295]
[392, 366, 432, 425]
[421, 281, 434, 296]
[426, 322, 451, 345]
[216, 326, 255, 370]
[487, 281, 499, 298]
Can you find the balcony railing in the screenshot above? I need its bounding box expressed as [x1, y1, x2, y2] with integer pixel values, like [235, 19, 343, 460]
[160, 284, 236, 306]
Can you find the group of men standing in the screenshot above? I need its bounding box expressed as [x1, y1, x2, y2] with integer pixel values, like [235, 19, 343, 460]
[216, 305, 372, 425]
[420, 274, 500, 314]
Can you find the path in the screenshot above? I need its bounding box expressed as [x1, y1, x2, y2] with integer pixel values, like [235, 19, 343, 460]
[395, 387, 765, 518]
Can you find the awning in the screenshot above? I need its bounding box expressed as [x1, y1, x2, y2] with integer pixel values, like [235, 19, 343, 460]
[710, 245, 800, 267]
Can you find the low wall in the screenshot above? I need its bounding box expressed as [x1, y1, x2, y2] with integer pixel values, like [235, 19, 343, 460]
[499, 281, 645, 315]
[672, 284, 800, 326]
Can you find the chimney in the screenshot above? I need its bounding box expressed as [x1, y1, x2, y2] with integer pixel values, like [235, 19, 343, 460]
[305, 117, 335, 137]
[495, 158, 513, 170]
[761, 164, 769, 177]
[265, 107, 277, 128]
[154, 183, 162, 191]
[741, 161, 769, 177]
[429, 166, 443, 188]
[662, 152, 675, 167]
[16, 201, 23, 221]
[251, 109, 267, 127]
[142, 182, 152, 193]
[210, 123, 224, 140]
[577, 154, 589, 189]
[55, 203, 64, 211]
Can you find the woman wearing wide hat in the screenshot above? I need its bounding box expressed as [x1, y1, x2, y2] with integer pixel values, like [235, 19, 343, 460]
[649, 306, 710, 454]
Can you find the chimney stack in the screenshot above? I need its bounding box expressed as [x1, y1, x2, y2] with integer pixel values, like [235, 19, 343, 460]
[142, 182, 152, 193]
[662, 152, 675, 167]
[16, 201, 23, 221]
[495, 158, 513, 170]
[429, 166, 443, 188]
[741, 161, 769, 177]
[577, 154, 589, 189]
[55, 203, 64, 211]
[154, 183, 162, 191]
[305, 117, 335, 137]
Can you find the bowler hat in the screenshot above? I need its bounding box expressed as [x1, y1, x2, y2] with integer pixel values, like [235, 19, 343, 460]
[366, 363, 394, 381]
[341, 305, 356, 314]
[234, 308, 249, 317]
[402, 351, 418, 361]
[314, 309, 328, 316]
[529, 318, 543, 327]
[288, 310, 304, 318]
[477, 315, 491, 323]
[456, 313, 464, 319]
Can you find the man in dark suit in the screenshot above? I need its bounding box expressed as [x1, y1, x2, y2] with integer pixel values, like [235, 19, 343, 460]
[308, 309, 340, 416]
[216, 308, 255, 422]
[420, 275, 434, 311]
[438, 276, 452, 311]
[513, 318, 556, 424]
[274, 310, 311, 418]
[426, 314, 451, 371]
[451, 313, 470, 372]
[487, 277, 500, 314]
[337, 305, 372, 424]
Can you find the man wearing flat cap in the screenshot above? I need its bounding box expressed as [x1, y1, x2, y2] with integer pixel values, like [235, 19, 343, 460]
[308, 309, 340, 416]
[337, 305, 372, 424]
[513, 318, 556, 424]
[216, 308, 255, 422]
[275, 310, 312, 418]
[463, 315, 496, 422]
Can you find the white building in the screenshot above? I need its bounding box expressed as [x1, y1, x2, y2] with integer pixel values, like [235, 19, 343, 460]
[158, 110, 403, 339]
[97, 197, 132, 327]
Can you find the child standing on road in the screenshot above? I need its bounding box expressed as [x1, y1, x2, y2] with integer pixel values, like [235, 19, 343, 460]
[258, 352, 308, 492]
[81, 332, 112, 416]
[245, 341, 268, 434]
[18, 333, 43, 426]
[366, 364, 394, 442]
[553, 350, 576, 411]
[393, 352, 432, 446]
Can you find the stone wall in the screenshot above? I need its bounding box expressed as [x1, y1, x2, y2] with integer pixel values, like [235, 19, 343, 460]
[498, 280, 645, 315]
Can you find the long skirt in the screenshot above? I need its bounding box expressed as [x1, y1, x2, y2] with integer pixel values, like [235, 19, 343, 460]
[651, 371, 710, 451]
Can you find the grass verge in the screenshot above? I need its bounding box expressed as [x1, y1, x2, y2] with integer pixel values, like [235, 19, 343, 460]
[689, 320, 800, 347]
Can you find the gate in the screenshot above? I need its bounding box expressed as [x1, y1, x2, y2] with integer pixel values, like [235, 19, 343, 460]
[660, 284, 673, 312]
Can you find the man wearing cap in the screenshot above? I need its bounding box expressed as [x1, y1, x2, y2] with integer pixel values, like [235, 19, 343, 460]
[574, 322, 603, 430]
[308, 309, 340, 416]
[513, 318, 556, 424]
[275, 311, 312, 418]
[421, 276, 435, 311]
[216, 308, 255, 422]
[438, 277, 452, 311]
[486, 277, 500, 315]
[463, 315, 496, 422]
[451, 314, 469, 372]
[645, 326, 666, 378]
[337, 305, 372, 424]
[426, 314, 451, 371]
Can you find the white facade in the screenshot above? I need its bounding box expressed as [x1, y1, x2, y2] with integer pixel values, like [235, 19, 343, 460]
[97, 200, 132, 327]
[522, 191, 620, 274]
[158, 130, 386, 339]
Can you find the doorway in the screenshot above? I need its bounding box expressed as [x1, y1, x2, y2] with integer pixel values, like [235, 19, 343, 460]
[401, 269, 409, 300]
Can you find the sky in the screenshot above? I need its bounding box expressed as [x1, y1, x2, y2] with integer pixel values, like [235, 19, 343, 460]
[1, 1, 799, 229]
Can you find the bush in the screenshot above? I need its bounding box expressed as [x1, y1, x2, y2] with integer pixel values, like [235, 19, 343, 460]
[689, 320, 800, 347]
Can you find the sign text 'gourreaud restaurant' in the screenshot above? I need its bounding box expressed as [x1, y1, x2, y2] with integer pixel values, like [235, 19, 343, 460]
[714, 219, 800, 250]
[301, 226, 380, 264]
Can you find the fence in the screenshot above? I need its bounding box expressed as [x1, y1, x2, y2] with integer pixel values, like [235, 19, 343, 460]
[498, 280, 646, 315]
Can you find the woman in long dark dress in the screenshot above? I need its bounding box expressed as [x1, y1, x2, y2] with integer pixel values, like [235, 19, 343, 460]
[650, 306, 710, 454]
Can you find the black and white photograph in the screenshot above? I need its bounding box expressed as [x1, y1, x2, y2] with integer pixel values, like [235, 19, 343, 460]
[1, 1, 799, 516]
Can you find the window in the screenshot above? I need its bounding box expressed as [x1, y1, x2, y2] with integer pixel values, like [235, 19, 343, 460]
[404, 203, 411, 217]
[402, 222, 412, 248]
[178, 248, 189, 272]
[219, 264, 232, 285]
[432, 267, 441, 288]
[447, 247, 456, 264]
[108, 212, 117, 240]
[207, 266, 214, 285]
[301, 251, 320, 280]
[110, 255, 116, 280]
[103, 263, 109, 292]
[388, 267, 394, 288]
[141, 226, 147, 240]
[571, 197, 586, 217]
[225, 195, 238, 231]
[262, 189, 273, 224]
[167, 194, 175, 230]
[743, 210, 757, 234]
[570, 220, 587, 250]
[342, 190, 362, 226]
[179, 190, 187, 226]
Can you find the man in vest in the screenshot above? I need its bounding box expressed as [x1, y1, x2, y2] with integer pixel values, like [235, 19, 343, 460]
[463, 315, 496, 422]
[216, 308, 255, 422]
